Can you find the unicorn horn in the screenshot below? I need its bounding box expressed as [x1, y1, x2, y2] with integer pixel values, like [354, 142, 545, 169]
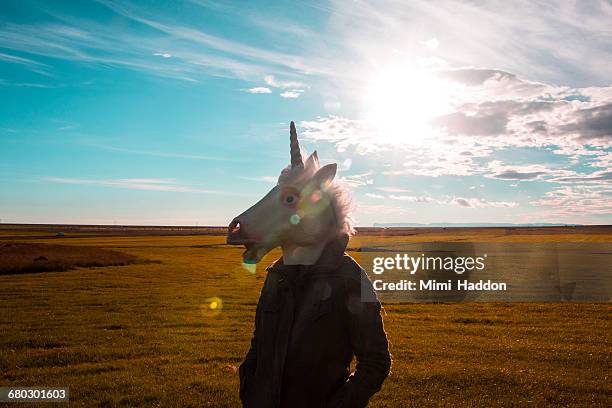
[290, 121, 303, 168]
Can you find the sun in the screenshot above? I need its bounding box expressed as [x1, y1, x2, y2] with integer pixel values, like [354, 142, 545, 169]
[363, 64, 455, 144]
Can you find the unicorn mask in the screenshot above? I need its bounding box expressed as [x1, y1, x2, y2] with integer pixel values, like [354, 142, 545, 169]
[227, 122, 353, 265]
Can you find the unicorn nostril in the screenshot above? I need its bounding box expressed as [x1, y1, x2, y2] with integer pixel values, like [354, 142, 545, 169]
[228, 218, 244, 238]
[227, 218, 249, 245]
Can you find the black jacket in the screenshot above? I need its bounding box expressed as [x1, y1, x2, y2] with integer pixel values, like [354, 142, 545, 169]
[239, 239, 392, 407]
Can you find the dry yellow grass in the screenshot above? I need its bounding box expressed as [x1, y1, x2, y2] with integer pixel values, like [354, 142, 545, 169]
[0, 227, 610, 407]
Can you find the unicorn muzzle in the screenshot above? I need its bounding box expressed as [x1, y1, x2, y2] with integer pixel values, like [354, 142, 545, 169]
[227, 218, 251, 244]
[227, 218, 267, 263]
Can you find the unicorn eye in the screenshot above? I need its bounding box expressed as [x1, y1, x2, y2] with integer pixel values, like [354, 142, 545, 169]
[280, 188, 300, 207]
[283, 193, 298, 206]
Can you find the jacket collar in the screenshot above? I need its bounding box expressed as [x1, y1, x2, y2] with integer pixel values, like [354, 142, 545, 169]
[267, 234, 349, 274]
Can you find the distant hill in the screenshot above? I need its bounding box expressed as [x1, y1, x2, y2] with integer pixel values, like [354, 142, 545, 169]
[373, 222, 581, 228]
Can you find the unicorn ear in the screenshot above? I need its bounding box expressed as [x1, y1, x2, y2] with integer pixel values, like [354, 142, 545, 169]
[313, 163, 336, 187]
[305, 151, 319, 169]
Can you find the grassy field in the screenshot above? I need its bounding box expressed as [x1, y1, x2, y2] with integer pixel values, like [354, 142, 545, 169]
[0, 226, 610, 407]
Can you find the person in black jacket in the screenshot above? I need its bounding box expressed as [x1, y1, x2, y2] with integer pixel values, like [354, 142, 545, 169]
[227, 122, 391, 407]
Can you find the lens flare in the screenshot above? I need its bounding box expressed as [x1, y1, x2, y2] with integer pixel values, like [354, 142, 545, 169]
[241, 262, 257, 274]
[290, 214, 301, 225]
[201, 296, 223, 317]
[311, 191, 321, 203]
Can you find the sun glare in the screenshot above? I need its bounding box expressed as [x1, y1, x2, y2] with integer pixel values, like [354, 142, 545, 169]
[364, 64, 455, 144]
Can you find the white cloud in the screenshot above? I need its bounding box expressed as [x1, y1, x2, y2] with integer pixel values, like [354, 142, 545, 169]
[153, 52, 172, 58]
[423, 37, 439, 51]
[259, 75, 308, 98]
[245, 86, 272, 94]
[589, 152, 612, 169]
[339, 158, 353, 171]
[530, 185, 612, 217]
[324, 100, 342, 110]
[450, 197, 518, 208]
[280, 90, 304, 99]
[361, 191, 519, 209]
[264, 75, 306, 89]
[42, 176, 254, 196]
[0, 51, 53, 76]
[376, 186, 411, 193]
[239, 175, 278, 183]
[549, 169, 612, 184]
[338, 171, 373, 187]
[389, 195, 435, 203]
[485, 161, 576, 181]
[84, 143, 234, 161]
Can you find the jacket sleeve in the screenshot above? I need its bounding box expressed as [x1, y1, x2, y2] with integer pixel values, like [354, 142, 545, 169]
[238, 282, 263, 402]
[339, 269, 392, 407]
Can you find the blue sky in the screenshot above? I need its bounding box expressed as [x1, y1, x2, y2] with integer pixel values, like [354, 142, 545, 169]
[1, 0, 611, 226]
